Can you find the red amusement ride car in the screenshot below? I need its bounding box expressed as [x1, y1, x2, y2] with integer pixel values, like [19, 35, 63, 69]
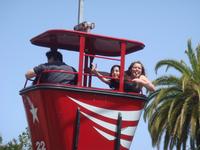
[20, 2, 146, 149]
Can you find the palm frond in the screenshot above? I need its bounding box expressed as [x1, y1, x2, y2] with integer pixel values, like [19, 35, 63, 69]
[168, 97, 184, 131]
[163, 131, 170, 150]
[149, 102, 170, 146]
[179, 96, 193, 138]
[196, 44, 200, 70]
[155, 59, 192, 76]
[186, 40, 197, 71]
[153, 75, 181, 87]
[190, 105, 198, 140]
[186, 40, 200, 83]
[167, 94, 183, 128]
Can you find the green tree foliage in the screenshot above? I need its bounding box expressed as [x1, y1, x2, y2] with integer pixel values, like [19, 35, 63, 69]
[0, 127, 32, 150]
[144, 40, 200, 150]
[0, 135, 2, 145]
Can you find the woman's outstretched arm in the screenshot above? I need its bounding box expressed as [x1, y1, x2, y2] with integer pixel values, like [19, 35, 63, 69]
[132, 75, 155, 92]
[91, 64, 110, 84]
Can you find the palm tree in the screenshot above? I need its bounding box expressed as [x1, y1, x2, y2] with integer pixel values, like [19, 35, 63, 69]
[144, 40, 200, 150]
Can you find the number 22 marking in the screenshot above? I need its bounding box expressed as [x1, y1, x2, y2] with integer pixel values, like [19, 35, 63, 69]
[36, 141, 46, 150]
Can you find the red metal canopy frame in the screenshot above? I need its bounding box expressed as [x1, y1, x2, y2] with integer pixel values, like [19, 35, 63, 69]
[31, 29, 145, 56]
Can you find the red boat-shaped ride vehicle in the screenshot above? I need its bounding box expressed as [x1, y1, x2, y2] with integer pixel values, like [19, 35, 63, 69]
[20, 29, 146, 150]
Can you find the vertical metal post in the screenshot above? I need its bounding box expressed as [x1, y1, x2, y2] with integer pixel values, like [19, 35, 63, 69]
[73, 107, 80, 150]
[115, 112, 122, 150]
[88, 56, 94, 87]
[24, 79, 28, 88]
[119, 42, 126, 92]
[78, 0, 84, 24]
[83, 55, 88, 87]
[78, 36, 85, 87]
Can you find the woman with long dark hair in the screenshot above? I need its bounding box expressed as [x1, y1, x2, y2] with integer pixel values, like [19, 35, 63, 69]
[91, 64, 120, 90]
[124, 61, 155, 93]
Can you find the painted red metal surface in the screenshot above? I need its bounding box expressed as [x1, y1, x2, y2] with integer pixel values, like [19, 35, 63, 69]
[30, 29, 145, 57]
[119, 42, 126, 92]
[21, 87, 145, 150]
[78, 36, 85, 87]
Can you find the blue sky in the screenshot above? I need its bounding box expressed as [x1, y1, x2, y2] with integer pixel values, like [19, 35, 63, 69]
[1, 0, 200, 149]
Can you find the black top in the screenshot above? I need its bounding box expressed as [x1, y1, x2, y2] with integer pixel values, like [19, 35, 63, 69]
[109, 79, 141, 93]
[124, 82, 141, 93]
[33, 62, 77, 85]
[109, 79, 119, 90]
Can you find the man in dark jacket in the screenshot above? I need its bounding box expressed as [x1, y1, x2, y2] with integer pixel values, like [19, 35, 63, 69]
[25, 50, 77, 85]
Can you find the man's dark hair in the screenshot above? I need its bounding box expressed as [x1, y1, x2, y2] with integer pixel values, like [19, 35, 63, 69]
[46, 51, 63, 62]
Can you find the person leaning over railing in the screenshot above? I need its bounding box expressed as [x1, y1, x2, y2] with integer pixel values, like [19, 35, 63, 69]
[124, 61, 155, 93]
[91, 63, 120, 90]
[25, 49, 77, 85]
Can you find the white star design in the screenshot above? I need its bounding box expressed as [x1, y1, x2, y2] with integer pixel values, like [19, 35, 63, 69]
[25, 96, 39, 124]
[30, 106, 39, 123]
